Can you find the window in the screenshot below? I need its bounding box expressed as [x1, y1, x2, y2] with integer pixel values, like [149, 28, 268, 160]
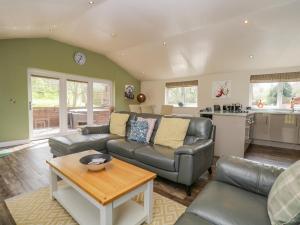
[165, 80, 198, 107]
[250, 72, 300, 109]
[28, 68, 113, 139]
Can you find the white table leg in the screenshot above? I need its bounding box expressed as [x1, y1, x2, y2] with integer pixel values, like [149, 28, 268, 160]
[144, 180, 153, 224]
[100, 203, 113, 225]
[49, 167, 58, 200]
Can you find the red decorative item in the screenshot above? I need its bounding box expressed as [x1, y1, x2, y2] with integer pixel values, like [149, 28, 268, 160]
[137, 93, 146, 103]
[257, 99, 264, 108]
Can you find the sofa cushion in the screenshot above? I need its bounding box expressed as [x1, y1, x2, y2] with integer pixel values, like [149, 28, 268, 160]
[109, 113, 130, 136]
[175, 213, 213, 225]
[187, 181, 271, 225]
[268, 160, 300, 225]
[49, 133, 120, 156]
[107, 139, 147, 159]
[154, 117, 190, 149]
[134, 145, 177, 172]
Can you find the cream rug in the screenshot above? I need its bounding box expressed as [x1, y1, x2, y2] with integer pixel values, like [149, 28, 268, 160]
[5, 184, 186, 225]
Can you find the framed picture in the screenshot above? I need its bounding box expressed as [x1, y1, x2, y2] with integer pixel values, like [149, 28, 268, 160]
[212, 80, 231, 98]
[124, 84, 135, 99]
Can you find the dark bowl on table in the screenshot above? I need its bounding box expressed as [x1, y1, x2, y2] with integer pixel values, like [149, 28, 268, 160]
[80, 154, 112, 171]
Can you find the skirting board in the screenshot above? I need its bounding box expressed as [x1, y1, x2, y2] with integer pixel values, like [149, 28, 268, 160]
[252, 139, 300, 151]
[0, 139, 30, 148]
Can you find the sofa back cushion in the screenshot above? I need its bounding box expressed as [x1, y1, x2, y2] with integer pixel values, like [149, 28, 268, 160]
[109, 113, 130, 137]
[154, 117, 190, 149]
[268, 160, 300, 225]
[184, 117, 213, 144]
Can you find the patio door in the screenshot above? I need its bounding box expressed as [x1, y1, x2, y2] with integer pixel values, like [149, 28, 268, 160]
[28, 68, 113, 140]
[29, 75, 61, 139]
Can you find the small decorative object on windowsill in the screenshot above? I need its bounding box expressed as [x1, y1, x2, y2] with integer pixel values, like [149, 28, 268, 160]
[137, 93, 146, 103]
[178, 102, 184, 107]
[257, 99, 264, 108]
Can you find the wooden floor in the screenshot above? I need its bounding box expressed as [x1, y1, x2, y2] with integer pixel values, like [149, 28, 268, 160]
[0, 142, 300, 225]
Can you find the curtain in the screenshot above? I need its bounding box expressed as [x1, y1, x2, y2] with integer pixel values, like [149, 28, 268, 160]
[165, 80, 198, 88]
[250, 72, 300, 83]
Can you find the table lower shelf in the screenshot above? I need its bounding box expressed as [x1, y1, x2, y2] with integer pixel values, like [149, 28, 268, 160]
[53, 185, 147, 225]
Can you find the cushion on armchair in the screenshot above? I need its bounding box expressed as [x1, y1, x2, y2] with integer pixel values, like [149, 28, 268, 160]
[268, 160, 300, 225]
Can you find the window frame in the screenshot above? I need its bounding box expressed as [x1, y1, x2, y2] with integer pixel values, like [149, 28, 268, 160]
[165, 85, 198, 108]
[249, 82, 296, 109]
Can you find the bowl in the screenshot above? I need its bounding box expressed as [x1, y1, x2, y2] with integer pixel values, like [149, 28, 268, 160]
[79, 154, 112, 172]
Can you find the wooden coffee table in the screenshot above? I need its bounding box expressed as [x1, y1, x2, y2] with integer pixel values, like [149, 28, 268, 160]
[46, 150, 156, 225]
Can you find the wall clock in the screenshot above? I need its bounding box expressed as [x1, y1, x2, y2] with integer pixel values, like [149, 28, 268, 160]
[74, 52, 86, 65]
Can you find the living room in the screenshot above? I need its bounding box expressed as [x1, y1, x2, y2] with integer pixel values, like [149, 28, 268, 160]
[1, 1, 300, 225]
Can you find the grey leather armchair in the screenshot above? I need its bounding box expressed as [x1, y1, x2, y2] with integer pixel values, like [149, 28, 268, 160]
[175, 156, 285, 225]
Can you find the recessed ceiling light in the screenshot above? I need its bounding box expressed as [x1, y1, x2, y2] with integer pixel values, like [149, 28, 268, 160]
[163, 41, 167, 47]
[111, 33, 117, 38]
[249, 55, 254, 59]
[244, 20, 249, 24]
[88, 1, 94, 5]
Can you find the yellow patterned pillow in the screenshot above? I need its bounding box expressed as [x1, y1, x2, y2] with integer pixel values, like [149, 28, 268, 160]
[154, 118, 190, 149]
[109, 113, 130, 137]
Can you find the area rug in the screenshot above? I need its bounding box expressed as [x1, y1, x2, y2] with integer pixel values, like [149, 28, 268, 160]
[5, 184, 186, 225]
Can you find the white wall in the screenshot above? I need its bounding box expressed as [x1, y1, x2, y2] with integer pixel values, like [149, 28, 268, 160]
[141, 66, 300, 116]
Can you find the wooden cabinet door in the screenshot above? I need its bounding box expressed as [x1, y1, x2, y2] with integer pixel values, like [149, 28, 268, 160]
[253, 113, 270, 140]
[269, 114, 298, 144]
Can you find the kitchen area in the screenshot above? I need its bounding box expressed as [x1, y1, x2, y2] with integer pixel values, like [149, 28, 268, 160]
[200, 104, 300, 158]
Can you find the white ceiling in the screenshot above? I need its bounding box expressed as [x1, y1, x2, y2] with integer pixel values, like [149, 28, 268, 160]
[1, 0, 300, 80]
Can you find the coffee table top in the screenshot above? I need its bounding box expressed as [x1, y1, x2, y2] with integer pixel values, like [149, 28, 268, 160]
[46, 150, 156, 205]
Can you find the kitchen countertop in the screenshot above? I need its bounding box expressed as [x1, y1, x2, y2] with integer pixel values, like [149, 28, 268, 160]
[199, 111, 254, 117]
[200, 110, 300, 117]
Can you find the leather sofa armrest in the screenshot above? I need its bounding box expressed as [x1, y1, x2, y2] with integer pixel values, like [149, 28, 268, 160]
[215, 156, 285, 197]
[175, 139, 213, 155]
[81, 125, 109, 135]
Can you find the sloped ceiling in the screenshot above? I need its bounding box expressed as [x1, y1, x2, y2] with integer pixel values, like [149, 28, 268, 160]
[0, 0, 300, 80]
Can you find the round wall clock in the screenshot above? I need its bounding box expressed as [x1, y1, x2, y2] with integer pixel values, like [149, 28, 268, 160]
[74, 52, 86, 65]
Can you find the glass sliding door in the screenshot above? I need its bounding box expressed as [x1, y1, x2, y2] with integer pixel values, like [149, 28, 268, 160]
[93, 82, 111, 125]
[31, 76, 60, 138]
[28, 69, 113, 140]
[67, 80, 88, 130]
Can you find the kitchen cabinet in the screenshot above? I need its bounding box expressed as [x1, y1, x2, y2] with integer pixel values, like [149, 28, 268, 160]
[269, 114, 298, 144]
[253, 113, 270, 141]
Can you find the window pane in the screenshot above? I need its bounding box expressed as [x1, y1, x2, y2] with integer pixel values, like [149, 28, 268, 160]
[166, 86, 197, 107]
[166, 87, 184, 106]
[184, 86, 197, 107]
[282, 82, 300, 105]
[67, 80, 88, 130]
[252, 83, 278, 107]
[93, 82, 111, 125]
[31, 76, 60, 137]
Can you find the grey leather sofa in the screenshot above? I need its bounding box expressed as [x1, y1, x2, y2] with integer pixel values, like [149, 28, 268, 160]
[49, 112, 215, 195]
[175, 156, 285, 225]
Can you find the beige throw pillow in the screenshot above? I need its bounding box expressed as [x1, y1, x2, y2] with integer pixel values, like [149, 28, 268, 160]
[268, 160, 300, 225]
[109, 113, 130, 137]
[154, 117, 190, 149]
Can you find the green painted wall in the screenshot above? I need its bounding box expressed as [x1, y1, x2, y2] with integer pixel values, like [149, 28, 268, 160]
[0, 38, 140, 142]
